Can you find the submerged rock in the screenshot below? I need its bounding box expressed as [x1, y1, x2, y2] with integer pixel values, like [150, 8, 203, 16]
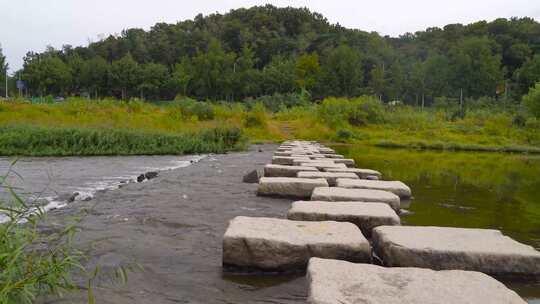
[145, 171, 159, 180]
[137, 174, 146, 183]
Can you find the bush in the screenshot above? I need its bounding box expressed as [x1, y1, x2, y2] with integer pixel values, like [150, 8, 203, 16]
[522, 82, 540, 118]
[335, 129, 354, 142]
[318, 96, 385, 128]
[243, 102, 267, 128]
[246, 93, 309, 113]
[173, 98, 215, 121]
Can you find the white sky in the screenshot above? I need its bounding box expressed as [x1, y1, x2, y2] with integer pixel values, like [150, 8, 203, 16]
[1, 0, 539, 71]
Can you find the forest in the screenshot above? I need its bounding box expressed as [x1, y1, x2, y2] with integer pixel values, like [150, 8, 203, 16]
[1, 5, 540, 105]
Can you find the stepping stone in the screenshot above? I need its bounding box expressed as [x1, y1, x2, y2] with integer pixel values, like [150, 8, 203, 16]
[258, 177, 329, 198]
[288, 201, 400, 237]
[322, 154, 344, 159]
[307, 258, 526, 304]
[372, 226, 540, 277]
[264, 164, 319, 177]
[311, 187, 400, 211]
[332, 158, 356, 167]
[299, 162, 347, 170]
[336, 179, 412, 198]
[297, 171, 358, 186]
[222, 217, 372, 271]
[294, 158, 336, 164]
[272, 156, 311, 165]
[242, 169, 262, 183]
[323, 167, 382, 179]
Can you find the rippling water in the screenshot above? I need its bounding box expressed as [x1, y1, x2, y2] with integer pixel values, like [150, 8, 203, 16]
[0, 155, 203, 220]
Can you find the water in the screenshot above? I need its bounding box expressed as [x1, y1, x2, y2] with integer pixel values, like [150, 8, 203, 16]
[0, 155, 203, 220]
[334, 145, 540, 302]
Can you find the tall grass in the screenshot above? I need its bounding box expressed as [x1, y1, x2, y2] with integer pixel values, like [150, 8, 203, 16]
[0, 167, 84, 303]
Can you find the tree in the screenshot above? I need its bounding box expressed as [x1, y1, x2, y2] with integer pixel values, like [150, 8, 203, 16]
[110, 53, 139, 99]
[514, 55, 540, 97]
[449, 37, 503, 98]
[81, 56, 109, 98]
[320, 45, 363, 97]
[261, 55, 295, 95]
[369, 64, 385, 100]
[0, 44, 8, 97]
[137, 63, 169, 99]
[172, 57, 194, 97]
[522, 82, 540, 118]
[295, 52, 320, 93]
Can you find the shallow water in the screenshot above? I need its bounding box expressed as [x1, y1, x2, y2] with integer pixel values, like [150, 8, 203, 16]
[334, 145, 540, 302]
[0, 155, 202, 218]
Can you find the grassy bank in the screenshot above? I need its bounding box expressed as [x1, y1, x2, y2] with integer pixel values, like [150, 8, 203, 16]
[1, 96, 539, 155]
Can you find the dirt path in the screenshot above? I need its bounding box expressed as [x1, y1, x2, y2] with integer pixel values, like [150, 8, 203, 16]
[41, 144, 306, 304]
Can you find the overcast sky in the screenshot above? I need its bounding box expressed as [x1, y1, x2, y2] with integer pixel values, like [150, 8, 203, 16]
[2, 0, 539, 71]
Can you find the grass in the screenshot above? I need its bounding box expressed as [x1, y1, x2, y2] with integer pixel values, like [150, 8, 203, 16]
[1, 96, 539, 155]
[0, 166, 85, 303]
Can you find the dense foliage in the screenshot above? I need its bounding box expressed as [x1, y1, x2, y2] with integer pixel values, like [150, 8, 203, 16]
[6, 5, 540, 105]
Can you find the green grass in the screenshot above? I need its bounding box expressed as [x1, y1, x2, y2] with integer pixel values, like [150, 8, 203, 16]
[1, 96, 540, 155]
[0, 167, 85, 303]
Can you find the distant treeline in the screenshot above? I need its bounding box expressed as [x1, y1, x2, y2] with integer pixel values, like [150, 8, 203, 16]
[2, 5, 540, 103]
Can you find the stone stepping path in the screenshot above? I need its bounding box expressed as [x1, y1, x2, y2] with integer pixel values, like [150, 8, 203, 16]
[311, 187, 401, 211]
[336, 178, 412, 198]
[307, 258, 526, 304]
[288, 201, 400, 237]
[323, 167, 382, 179]
[272, 156, 311, 165]
[222, 217, 372, 271]
[264, 164, 318, 177]
[257, 177, 328, 198]
[298, 162, 347, 170]
[372, 226, 540, 277]
[297, 171, 358, 186]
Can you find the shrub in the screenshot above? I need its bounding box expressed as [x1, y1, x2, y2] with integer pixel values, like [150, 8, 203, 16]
[246, 93, 309, 113]
[243, 102, 267, 128]
[318, 96, 385, 128]
[173, 98, 215, 121]
[522, 82, 540, 118]
[335, 129, 354, 142]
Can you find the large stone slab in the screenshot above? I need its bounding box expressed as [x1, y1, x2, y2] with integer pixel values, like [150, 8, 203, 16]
[288, 201, 400, 237]
[272, 156, 311, 165]
[331, 158, 356, 167]
[307, 258, 526, 304]
[311, 187, 400, 210]
[372, 226, 540, 277]
[337, 179, 412, 198]
[264, 164, 319, 177]
[222, 217, 372, 271]
[258, 177, 329, 198]
[297, 171, 358, 186]
[323, 167, 382, 179]
[299, 162, 347, 170]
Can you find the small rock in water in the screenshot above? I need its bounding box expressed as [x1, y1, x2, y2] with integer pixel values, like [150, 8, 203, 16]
[365, 175, 380, 180]
[137, 174, 146, 183]
[242, 169, 261, 183]
[399, 209, 413, 216]
[258, 148, 263, 152]
[145, 171, 158, 180]
[68, 192, 79, 203]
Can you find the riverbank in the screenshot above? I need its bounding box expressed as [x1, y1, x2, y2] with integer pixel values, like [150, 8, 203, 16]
[1, 97, 540, 155]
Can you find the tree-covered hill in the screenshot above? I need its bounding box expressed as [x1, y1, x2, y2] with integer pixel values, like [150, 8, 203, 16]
[10, 5, 540, 103]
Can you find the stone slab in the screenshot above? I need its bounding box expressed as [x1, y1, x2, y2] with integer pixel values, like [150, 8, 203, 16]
[299, 162, 347, 170]
[336, 179, 412, 198]
[272, 156, 311, 165]
[257, 177, 329, 198]
[288, 201, 400, 237]
[332, 158, 356, 167]
[372, 226, 540, 277]
[323, 167, 382, 179]
[307, 258, 526, 304]
[297, 171, 359, 186]
[264, 164, 319, 177]
[222, 217, 372, 271]
[311, 187, 400, 210]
